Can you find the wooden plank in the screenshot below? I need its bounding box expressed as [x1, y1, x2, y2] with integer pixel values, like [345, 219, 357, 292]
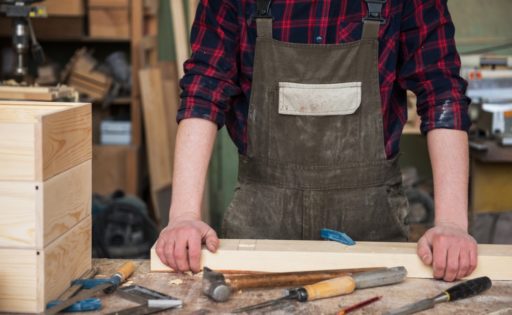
[39, 104, 92, 181]
[139, 68, 173, 222]
[187, 0, 199, 31]
[150, 239, 512, 280]
[43, 216, 92, 308]
[0, 86, 54, 101]
[0, 217, 91, 313]
[42, 160, 91, 247]
[0, 123, 36, 181]
[0, 179, 37, 247]
[471, 160, 512, 213]
[170, 0, 190, 79]
[139, 68, 172, 191]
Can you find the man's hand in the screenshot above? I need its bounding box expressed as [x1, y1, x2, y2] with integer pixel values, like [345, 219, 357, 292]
[156, 218, 219, 273]
[417, 223, 478, 282]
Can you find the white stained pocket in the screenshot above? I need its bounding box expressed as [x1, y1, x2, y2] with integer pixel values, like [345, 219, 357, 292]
[278, 82, 361, 116]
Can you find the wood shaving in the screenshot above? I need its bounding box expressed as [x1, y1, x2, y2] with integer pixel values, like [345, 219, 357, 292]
[121, 280, 134, 287]
[169, 279, 184, 285]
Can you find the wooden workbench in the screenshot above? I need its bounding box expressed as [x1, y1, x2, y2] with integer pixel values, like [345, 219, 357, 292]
[71, 259, 512, 314]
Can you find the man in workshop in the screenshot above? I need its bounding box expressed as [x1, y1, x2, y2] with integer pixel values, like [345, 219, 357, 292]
[156, 0, 478, 281]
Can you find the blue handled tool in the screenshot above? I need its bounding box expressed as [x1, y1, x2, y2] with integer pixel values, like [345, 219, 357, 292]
[46, 298, 101, 312]
[321, 228, 356, 246]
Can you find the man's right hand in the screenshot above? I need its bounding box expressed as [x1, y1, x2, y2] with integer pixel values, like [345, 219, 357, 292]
[155, 218, 219, 273]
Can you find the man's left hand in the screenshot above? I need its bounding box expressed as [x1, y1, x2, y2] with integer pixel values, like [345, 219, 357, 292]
[417, 224, 478, 282]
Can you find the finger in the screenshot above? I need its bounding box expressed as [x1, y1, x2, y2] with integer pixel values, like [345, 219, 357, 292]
[204, 229, 219, 252]
[417, 235, 433, 265]
[444, 246, 460, 282]
[165, 239, 178, 272]
[432, 237, 448, 280]
[469, 245, 478, 275]
[456, 249, 470, 280]
[187, 233, 202, 273]
[174, 236, 191, 272]
[156, 240, 169, 268]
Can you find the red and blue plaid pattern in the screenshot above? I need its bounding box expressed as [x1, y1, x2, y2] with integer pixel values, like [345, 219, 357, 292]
[178, 0, 470, 158]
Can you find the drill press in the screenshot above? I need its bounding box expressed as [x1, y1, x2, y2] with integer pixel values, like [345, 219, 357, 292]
[0, 0, 46, 80]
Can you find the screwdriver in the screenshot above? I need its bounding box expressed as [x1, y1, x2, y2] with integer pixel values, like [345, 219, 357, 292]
[233, 267, 406, 313]
[384, 276, 492, 315]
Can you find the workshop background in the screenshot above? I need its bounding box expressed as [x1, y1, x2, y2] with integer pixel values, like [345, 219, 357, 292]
[0, 0, 511, 262]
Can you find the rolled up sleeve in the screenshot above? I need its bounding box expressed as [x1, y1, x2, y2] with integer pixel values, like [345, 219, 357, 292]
[397, 0, 471, 134]
[177, 0, 241, 128]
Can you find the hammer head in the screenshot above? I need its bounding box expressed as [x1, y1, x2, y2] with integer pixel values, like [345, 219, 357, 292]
[202, 267, 232, 302]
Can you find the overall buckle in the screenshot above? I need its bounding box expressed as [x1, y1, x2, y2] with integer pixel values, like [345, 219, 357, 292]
[363, 0, 386, 24]
[255, 0, 272, 18]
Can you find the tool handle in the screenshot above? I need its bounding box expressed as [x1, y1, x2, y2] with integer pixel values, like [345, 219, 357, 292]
[116, 261, 136, 282]
[46, 298, 101, 312]
[445, 277, 492, 301]
[301, 276, 356, 301]
[229, 268, 382, 290]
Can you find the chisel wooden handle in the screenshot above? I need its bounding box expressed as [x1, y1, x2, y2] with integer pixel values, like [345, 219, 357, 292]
[116, 262, 136, 282]
[301, 276, 356, 301]
[228, 267, 383, 290]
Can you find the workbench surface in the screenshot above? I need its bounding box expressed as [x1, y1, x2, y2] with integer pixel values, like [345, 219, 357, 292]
[79, 259, 512, 314]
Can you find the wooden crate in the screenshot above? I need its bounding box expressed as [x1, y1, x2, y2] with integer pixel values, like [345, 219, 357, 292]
[89, 8, 130, 39]
[0, 217, 92, 313]
[0, 101, 92, 312]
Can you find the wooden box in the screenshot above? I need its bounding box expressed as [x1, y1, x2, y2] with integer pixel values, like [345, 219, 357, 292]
[88, 7, 130, 39]
[0, 101, 92, 313]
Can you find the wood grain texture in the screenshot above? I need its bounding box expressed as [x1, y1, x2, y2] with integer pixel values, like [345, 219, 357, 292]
[42, 160, 91, 247]
[89, 8, 130, 39]
[150, 239, 512, 280]
[0, 123, 36, 181]
[170, 0, 190, 79]
[39, 103, 92, 181]
[0, 217, 91, 313]
[89, 0, 128, 7]
[139, 68, 172, 191]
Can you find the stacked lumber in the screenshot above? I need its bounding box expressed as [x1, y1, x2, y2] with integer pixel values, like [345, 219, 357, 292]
[0, 101, 92, 313]
[0, 85, 78, 102]
[64, 48, 112, 100]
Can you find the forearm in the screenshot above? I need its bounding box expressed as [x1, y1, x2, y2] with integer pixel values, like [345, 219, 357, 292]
[169, 118, 218, 222]
[427, 129, 469, 231]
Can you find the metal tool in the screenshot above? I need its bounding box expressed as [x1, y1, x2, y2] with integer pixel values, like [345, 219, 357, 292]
[320, 228, 355, 245]
[336, 295, 382, 315]
[0, 0, 46, 78]
[45, 261, 136, 315]
[46, 268, 101, 312]
[233, 266, 407, 313]
[108, 285, 182, 315]
[384, 276, 492, 315]
[202, 266, 384, 302]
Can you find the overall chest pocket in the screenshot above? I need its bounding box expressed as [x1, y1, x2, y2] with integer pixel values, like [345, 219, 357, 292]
[278, 82, 361, 116]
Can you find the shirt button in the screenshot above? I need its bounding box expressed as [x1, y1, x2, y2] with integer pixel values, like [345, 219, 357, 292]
[315, 35, 323, 43]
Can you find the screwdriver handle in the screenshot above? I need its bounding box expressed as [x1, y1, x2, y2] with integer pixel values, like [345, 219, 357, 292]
[445, 276, 492, 302]
[301, 276, 356, 301]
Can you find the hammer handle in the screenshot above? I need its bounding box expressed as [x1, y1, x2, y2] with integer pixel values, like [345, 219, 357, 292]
[227, 267, 382, 290]
[303, 276, 356, 301]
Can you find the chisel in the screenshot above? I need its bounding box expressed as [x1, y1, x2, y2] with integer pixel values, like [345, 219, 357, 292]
[384, 276, 492, 315]
[233, 266, 407, 313]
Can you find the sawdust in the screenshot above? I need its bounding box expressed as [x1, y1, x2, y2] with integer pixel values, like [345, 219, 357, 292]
[169, 279, 184, 286]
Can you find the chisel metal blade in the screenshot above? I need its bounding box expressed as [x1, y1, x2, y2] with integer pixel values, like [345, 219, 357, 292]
[383, 298, 435, 315]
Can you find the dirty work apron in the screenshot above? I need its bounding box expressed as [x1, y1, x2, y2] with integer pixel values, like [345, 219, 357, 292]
[222, 0, 409, 241]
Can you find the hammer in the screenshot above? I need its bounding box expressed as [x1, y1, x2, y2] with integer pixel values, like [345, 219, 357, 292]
[202, 266, 384, 302]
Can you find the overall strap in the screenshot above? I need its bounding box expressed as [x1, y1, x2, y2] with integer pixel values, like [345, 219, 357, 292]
[362, 0, 386, 40]
[255, 0, 273, 38]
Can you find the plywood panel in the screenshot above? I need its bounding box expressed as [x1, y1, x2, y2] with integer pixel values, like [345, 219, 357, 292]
[43, 160, 91, 247]
[170, 0, 189, 79]
[151, 239, 512, 280]
[39, 104, 92, 181]
[0, 217, 91, 313]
